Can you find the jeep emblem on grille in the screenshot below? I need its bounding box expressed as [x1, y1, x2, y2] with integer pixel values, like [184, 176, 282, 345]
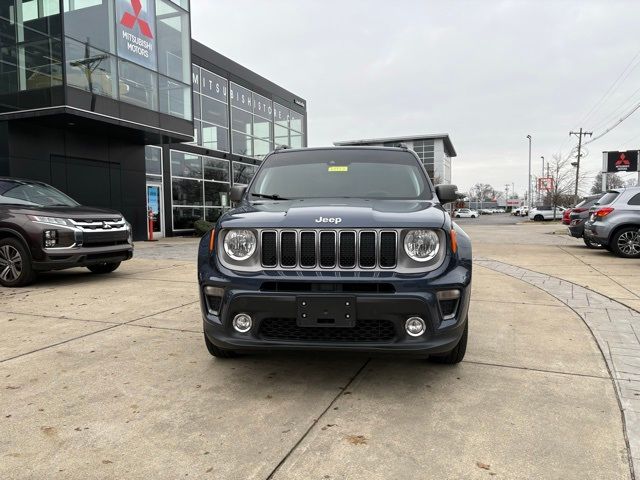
[315, 217, 342, 224]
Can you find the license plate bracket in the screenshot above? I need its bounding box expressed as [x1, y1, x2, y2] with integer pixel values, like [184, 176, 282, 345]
[297, 296, 356, 327]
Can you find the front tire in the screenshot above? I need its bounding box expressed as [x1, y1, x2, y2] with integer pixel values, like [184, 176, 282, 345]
[0, 238, 36, 288]
[429, 320, 468, 364]
[87, 262, 121, 274]
[611, 227, 640, 258]
[455, 214, 460, 218]
[204, 334, 237, 358]
[534, 215, 544, 222]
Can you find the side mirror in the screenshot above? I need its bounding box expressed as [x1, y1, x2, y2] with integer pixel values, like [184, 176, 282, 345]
[435, 184, 459, 204]
[230, 185, 247, 203]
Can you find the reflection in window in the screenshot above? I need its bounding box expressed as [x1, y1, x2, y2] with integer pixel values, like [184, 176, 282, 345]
[233, 162, 257, 185]
[232, 132, 252, 157]
[253, 116, 271, 140]
[65, 37, 117, 98]
[171, 151, 201, 178]
[145, 146, 162, 176]
[202, 123, 229, 152]
[157, 0, 190, 83]
[290, 133, 303, 149]
[118, 60, 157, 110]
[231, 107, 252, 135]
[201, 96, 228, 127]
[205, 181, 228, 206]
[253, 138, 270, 159]
[173, 207, 203, 230]
[159, 76, 191, 119]
[18, 38, 63, 91]
[203, 157, 229, 182]
[205, 208, 223, 223]
[172, 178, 202, 205]
[274, 124, 289, 148]
[64, 0, 114, 54]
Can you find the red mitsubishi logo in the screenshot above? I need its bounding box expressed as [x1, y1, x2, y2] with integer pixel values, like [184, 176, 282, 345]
[616, 153, 630, 166]
[121, 0, 154, 39]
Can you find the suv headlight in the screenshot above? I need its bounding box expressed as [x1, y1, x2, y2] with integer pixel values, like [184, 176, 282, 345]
[403, 229, 440, 262]
[223, 229, 257, 261]
[27, 215, 69, 226]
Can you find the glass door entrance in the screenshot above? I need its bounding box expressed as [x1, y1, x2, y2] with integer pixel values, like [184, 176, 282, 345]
[146, 183, 164, 239]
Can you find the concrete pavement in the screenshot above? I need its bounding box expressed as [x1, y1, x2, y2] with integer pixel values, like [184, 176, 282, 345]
[0, 228, 634, 479]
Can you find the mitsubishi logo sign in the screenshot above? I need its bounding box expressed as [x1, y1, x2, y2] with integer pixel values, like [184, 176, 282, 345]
[606, 150, 639, 173]
[120, 0, 154, 39]
[116, 0, 157, 70]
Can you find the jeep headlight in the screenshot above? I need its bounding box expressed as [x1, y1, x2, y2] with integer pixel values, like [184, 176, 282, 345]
[223, 229, 257, 261]
[403, 229, 440, 262]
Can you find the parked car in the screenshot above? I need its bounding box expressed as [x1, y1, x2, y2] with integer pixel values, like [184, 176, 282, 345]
[513, 206, 528, 217]
[454, 208, 478, 218]
[198, 146, 472, 362]
[562, 208, 572, 225]
[584, 187, 640, 258]
[568, 194, 603, 248]
[0, 178, 133, 287]
[528, 206, 565, 221]
[480, 208, 493, 215]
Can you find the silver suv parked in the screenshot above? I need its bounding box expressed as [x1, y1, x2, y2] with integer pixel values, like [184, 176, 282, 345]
[584, 187, 640, 258]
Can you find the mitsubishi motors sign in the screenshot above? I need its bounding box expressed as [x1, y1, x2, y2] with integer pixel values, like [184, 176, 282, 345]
[116, 0, 157, 70]
[604, 151, 639, 173]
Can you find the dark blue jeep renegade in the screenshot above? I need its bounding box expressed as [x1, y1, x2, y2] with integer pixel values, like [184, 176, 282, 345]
[198, 146, 472, 363]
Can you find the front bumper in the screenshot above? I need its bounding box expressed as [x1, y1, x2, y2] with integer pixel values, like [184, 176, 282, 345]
[32, 244, 133, 271]
[199, 258, 471, 355]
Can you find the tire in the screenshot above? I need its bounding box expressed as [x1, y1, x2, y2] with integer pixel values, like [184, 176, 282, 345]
[534, 215, 544, 222]
[204, 333, 237, 358]
[429, 320, 468, 364]
[455, 214, 460, 218]
[583, 236, 602, 249]
[0, 238, 36, 288]
[611, 227, 640, 258]
[471, 215, 476, 218]
[87, 261, 121, 274]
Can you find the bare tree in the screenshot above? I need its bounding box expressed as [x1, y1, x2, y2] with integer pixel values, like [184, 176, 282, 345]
[591, 172, 625, 194]
[543, 153, 589, 213]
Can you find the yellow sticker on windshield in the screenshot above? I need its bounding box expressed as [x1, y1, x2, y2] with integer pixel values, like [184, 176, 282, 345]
[328, 166, 348, 172]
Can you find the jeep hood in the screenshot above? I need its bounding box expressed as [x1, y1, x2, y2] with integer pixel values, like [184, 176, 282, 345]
[219, 198, 446, 229]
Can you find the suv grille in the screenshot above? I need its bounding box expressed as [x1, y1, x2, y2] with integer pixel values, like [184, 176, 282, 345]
[259, 318, 396, 342]
[260, 229, 397, 270]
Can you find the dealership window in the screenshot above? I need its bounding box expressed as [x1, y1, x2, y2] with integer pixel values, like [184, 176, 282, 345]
[65, 37, 117, 99]
[232, 161, 258, 186]
[118, 59, 158, 111]
[156, 0, 190, 84]
[170, 150, 231, 230]
[231, 83, 279, 160]
[273, 103, 305, 151]
[18, 38, 63, 91]
[192, 65, 229, 152]
[158, 75, 191, 119]
[145, 145, 163, 177]
[63, 0, 115, 54]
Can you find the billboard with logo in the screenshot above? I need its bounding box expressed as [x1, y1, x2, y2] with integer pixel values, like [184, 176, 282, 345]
[116, 0, 157, 70]
[604, 151, 639, 173]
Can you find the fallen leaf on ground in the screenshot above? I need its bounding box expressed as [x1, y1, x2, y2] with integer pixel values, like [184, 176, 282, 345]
[346, 435, 367, 445]
[476, 461, 490, 470]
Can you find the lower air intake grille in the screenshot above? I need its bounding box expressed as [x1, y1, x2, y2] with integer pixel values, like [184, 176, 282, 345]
[259, 318, 396, 342]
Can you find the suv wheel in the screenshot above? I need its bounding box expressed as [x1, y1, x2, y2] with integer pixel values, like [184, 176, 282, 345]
[534, 215, 544, 222]
[429, 320, 467, 364]
[87, 262, 121, 274]
[583, 236, 602, 249]
[204, 333, 237, 358]
[0, 238, 36, 288]
[611, 227, 640, 258]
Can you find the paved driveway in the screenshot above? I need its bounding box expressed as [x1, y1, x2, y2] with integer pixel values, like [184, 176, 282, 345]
[0, 231, 632, 479]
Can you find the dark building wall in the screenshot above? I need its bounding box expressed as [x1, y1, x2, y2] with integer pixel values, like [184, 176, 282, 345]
[4, 121, 147, 240]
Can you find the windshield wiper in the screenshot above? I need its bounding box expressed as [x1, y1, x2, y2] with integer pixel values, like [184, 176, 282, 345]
[250, 193, 290, 200]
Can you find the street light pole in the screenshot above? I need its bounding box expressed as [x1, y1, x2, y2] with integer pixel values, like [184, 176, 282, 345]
[526, 135, 532, 209]
[540, 156, 545, 204]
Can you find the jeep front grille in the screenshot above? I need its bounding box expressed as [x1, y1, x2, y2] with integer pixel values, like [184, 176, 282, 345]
[260, 229, 397, 270]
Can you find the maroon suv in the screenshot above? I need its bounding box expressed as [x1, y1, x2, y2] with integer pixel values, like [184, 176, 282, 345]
[0, 178, 133, 287]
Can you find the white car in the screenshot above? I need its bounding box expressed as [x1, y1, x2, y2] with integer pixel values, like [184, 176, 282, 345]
[528, 206, 565, 221]
[513, 207, 528, 216]
[454, 208, 479, 218]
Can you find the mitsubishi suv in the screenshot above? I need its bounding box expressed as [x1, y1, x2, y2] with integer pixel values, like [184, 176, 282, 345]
[198, 147, 472, 363]
[0, 178, 133, 287]
[584, 187, 640, 258]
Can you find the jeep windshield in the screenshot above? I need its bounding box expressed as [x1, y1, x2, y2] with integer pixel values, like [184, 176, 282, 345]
[249, 149, 432, 200]
[0, 180, 79, 207]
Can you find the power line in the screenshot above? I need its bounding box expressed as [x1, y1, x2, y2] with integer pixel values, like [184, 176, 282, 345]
[584, 99, 640, 146]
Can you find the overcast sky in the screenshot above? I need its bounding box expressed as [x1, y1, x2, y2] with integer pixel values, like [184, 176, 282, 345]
[191, 0, 640, 195]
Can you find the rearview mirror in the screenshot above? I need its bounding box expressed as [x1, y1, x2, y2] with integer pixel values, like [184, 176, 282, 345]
[230, 185, 247, 203]
[435, 184, 459, 204]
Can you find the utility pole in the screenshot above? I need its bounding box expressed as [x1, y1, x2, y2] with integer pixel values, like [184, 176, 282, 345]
[540, 156, 545, 205]
[526, 135, 532, 209]
[569, 128, 593, 202]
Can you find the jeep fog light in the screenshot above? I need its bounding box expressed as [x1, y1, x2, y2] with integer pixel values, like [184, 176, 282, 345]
[232, 313, 252, 333]
[405, 317, 426, 337]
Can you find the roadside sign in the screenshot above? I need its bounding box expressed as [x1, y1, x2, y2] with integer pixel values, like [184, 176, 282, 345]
[537, 177, 554, 192]
[604, 151, 639, 173]
[506, 199, 521, 207]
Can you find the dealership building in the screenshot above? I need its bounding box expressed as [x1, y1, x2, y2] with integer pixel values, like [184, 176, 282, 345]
[0, 0, 307, 239]
[335, 134, 456, 184]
